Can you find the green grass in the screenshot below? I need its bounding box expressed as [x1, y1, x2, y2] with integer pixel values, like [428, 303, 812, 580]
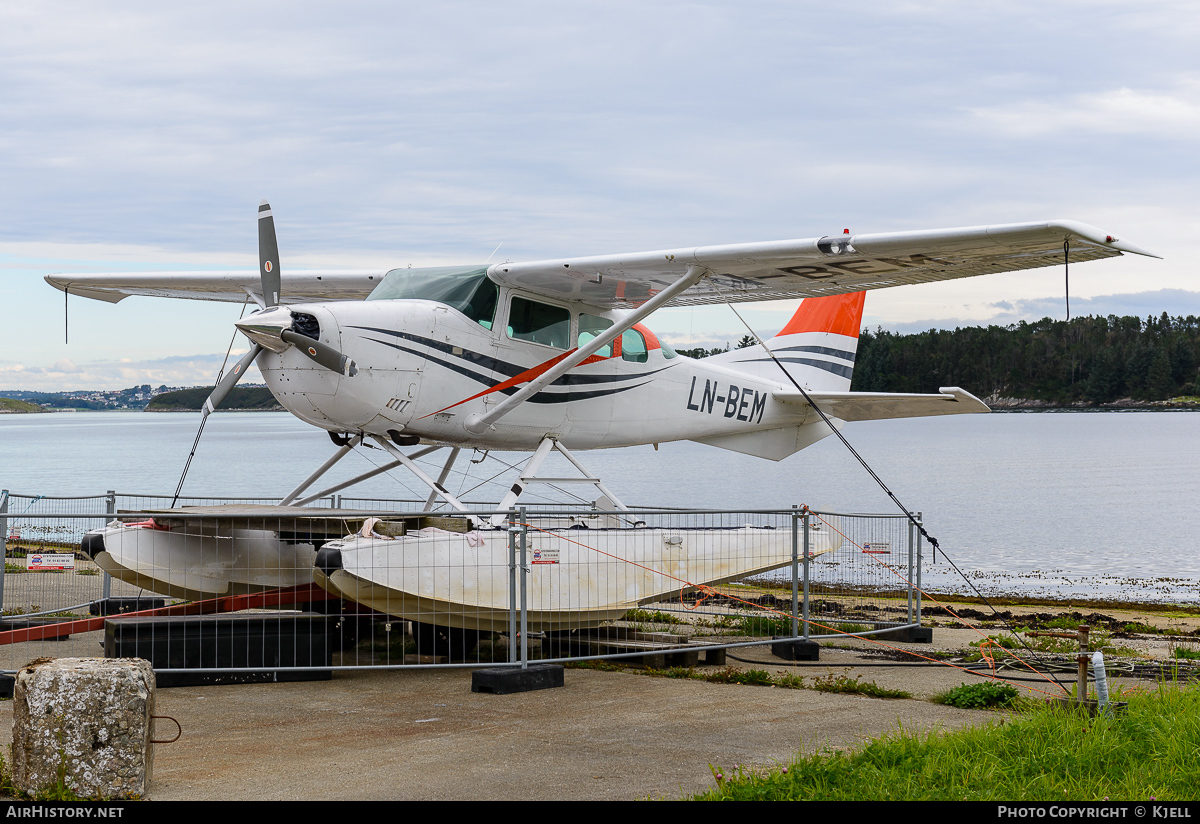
[623, 608, 684, 625]
[692, 682, 1200, 800]
[1171, 646, 1200, 661]
[933, 682, 1024, 710]
[570, 660, 908, 699]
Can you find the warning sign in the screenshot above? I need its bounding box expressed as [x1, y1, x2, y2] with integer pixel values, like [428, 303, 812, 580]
[26, 554, 76, 571]
[862, 541, 891, 555]
[531, 547, 559, 565]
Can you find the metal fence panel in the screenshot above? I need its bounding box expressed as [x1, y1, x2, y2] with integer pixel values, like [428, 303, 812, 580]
[0, 492, 924, 675]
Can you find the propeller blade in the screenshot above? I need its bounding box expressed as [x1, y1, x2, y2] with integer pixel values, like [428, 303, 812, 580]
[258, 200, 281, 309]
[280, 330, 358, 377]
[201, 343, 264, 417]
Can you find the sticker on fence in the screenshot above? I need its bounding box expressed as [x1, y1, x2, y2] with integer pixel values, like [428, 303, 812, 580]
[862, 541, 891, 555]
[531, 547, 560, 564]
[26, 553, 76, 571]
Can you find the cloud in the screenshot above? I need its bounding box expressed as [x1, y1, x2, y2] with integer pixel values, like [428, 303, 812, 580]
[873, 289, 1200, 334]
[0, 352, 262, 392]
[969, 78, 1200, 139]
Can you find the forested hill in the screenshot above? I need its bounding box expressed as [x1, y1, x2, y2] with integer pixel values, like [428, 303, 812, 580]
[849, 313, 1200, 405]
[146, 386, 283, 411]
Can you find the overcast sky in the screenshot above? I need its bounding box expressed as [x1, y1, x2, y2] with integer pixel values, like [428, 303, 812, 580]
[2, 1, 1197, 390]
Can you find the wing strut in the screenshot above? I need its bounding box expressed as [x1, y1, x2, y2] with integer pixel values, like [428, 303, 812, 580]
[487, 437, 632, 527]
[371, 436, 484, 528]
[464, 264, 708, 434]
[279, 434, 363, 505]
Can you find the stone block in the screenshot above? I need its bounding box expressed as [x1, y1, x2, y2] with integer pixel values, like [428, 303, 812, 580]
[12, 658, 155, 799]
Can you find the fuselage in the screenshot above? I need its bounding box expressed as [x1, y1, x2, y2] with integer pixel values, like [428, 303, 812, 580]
[254, 267, 850, 454]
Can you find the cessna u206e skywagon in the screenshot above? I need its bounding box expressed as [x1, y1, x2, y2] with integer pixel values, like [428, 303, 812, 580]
[51, 204, 1156, 631]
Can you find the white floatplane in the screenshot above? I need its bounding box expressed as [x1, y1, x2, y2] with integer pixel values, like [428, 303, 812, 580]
[59, 205, 1156, 626]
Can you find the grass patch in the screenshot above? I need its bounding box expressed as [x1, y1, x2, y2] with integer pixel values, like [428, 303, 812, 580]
[623, 609, 684, 625]
[737, 615, 792, 637]
[808, 673, 910, 699]
[933, 682, 1023, 710]
[693, 682, 1200, 800]
[622, 663, 908, 699]
[704, 667, 776, 686]
[1171, 646, 1200, 661]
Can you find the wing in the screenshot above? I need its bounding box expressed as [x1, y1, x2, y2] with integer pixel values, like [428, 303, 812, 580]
[773, 387, 990, 421]
[488, 220, 1158, 309]
[44, 270, 386, 304]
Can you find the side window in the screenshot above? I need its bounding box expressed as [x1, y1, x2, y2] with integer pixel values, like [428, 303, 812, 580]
[621, 328, 648, 363]
[579, 314, 614, 358]
[507, 297, 571, 349]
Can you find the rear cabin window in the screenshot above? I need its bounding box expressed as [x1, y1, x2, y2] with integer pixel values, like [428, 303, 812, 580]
[508, 297, 571, 349]
[621, 328, 648, 363]
[578, 314, 614, 358]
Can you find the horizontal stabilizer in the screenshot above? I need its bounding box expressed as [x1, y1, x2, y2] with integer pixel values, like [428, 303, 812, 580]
[772, 386, 989, 421]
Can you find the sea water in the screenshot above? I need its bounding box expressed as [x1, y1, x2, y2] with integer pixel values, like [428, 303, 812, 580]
[1, 409, 1197, 603]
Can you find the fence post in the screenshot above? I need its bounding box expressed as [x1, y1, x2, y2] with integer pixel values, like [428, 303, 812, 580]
[0, 489, 9, 613]
[915, 511, 924, 625]
[906, 513, 915, 626]
[519, 505, 529, 671]
[102, 490, 116, 601]
[508, 508, 517, 665]
[790, 506, 799, 638]
[802, 508, 811, 641]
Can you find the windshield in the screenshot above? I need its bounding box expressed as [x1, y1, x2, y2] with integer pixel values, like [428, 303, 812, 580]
[367, 266, 499, 329]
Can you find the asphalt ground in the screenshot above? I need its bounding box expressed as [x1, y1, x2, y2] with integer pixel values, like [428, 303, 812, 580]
[0, 604, 1188, 800]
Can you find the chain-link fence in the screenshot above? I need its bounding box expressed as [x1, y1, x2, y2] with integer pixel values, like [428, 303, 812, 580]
[0, 490, 924, 679]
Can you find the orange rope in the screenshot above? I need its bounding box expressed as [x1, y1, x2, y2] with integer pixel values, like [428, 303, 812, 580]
[520, 521, 1064, 698]
[806, 509, 1069, 695]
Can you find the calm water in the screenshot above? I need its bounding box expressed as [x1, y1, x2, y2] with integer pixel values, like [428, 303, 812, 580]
[2, 410, 1197, 603]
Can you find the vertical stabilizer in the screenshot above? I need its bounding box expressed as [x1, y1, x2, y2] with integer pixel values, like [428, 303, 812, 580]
[705, 292, 865, 390]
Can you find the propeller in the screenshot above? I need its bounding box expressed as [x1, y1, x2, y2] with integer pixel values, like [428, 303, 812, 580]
[258, 200, 281, 309]
[233, 199, 358, 375]
[174, 200, 357, 505]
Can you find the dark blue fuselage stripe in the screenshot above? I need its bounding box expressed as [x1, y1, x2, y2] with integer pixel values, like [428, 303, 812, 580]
[363, 338, 650, 404]
[733, 356, 854, 379]
[770, 344, 857, 363]
[350, 325, 668, 385]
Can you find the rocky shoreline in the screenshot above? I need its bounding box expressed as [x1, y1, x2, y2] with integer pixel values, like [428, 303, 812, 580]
[985, 395, 1200, 410]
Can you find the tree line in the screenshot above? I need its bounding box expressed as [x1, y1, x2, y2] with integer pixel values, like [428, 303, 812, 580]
[848, 313, 1200, 403]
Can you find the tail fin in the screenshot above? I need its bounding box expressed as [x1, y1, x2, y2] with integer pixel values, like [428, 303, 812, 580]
[706, 291, 865, 390]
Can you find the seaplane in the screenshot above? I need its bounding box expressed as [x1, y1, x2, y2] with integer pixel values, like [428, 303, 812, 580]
[50, 204, 1155, 643]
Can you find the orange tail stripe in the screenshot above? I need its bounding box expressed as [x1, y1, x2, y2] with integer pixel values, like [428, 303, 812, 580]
[778, 291, 866, 338]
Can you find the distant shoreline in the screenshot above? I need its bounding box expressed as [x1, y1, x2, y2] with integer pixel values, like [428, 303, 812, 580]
[986, 396, 1200, 411]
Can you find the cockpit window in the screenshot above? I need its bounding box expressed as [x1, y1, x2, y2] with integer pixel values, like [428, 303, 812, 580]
[508, 297, 571, 349]
[368, 266, 499, 329]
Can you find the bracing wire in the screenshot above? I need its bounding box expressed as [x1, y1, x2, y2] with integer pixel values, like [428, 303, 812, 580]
[171, 297, 251, 508]
[714, 285, 1070, 693]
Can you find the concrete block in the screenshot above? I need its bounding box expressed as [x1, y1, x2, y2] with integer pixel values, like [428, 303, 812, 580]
[471, 664, 564, 695]
[12, 658, 155, 799]
[771, 638, 820, 661]
[874, 625, 933, 643]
